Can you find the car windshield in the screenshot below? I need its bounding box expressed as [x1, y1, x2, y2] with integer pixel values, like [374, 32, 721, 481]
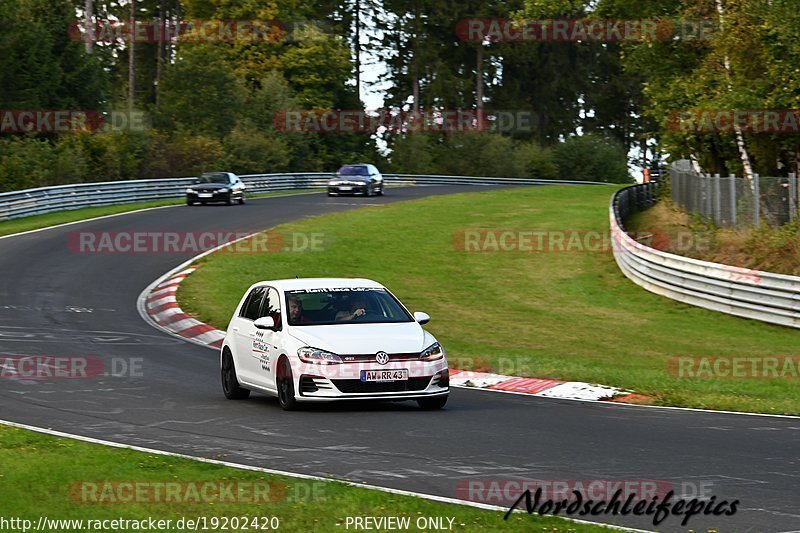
[285, 288, 413, 326]
[197, 173, 229, 184]
[338, 166, 369, 176]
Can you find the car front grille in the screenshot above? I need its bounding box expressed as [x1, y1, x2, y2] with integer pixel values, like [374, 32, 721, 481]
[331, 377, 431, 394]
[340, 352, 420, 363]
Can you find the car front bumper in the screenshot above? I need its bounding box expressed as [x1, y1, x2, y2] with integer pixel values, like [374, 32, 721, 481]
[328, 183, 369, 195]
[187, 191, 232, 202]
[292, 359, 449, 401]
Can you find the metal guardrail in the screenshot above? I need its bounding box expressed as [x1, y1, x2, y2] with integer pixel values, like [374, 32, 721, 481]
[611, 183, 800, 329]
[0, 173, 608, 221]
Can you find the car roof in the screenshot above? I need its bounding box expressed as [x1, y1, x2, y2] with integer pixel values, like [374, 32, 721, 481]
[256, 278, 385, 292]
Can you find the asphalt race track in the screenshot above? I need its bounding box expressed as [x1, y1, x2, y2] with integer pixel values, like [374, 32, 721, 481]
[0, 186, 798, 532]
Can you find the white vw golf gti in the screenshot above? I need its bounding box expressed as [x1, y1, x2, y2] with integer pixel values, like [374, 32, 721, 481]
[220, 278, 449, 410]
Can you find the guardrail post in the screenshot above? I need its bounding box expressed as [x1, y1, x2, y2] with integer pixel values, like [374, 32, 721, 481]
[789, 172, 797, 222]
[729, 174, 736, 228]
[713, 174, 721, 225]
[754, 173, 760, 228]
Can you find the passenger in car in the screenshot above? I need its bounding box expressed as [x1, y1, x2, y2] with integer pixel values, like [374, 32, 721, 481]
[287, 295, 310, 325]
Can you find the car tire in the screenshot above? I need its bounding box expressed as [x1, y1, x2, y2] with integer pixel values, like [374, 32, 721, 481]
[238, 195, 245, 205]
[277, 357, 298, 411]
[221, 349, 250, 400]
[226, 194, 233, 206]
[417, 395, 448, 410]
[187, 199, 195, 206]
[376, 187, 384, 196]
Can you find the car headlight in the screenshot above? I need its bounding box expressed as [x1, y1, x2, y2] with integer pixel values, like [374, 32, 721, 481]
[420, 342, 445, 361]
[297, 347, 343, 365]
[186, 188, 195, 193]
[219, 188, 230, 193]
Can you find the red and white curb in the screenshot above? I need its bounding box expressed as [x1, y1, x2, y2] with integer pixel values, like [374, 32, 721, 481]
[449, 370, 632, 401]
[140, 267, 640, 403]
[142, 267, 226, 349]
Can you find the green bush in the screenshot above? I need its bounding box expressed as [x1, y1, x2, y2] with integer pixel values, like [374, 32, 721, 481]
[53, 134, 89, 185]
[513, 141, 558, 179]
[552, 133, 632, 183]
[0, 137, 56, 191]
[438, 133, 522, 177]
[387, 134, 438, 174]
[224, 123, 291, 174]
[145, 131, 226, 178]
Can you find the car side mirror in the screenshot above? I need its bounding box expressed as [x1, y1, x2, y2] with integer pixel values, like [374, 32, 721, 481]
[254, 316, 276, 330]
[413, 312, 430, 325]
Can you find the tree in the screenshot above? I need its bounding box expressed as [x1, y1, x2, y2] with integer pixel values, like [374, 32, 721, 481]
[0, 0, 106, 110]
[154, 45, 244, 138]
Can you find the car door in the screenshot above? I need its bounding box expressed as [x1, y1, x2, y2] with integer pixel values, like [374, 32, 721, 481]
[256, 287, 284, 391]
[231, 286, 266, 384]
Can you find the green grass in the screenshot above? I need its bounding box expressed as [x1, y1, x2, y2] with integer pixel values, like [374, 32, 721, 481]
[0, 424, 606, 532]
[179, 186, 800, 415]
[0, 190, 320, 238]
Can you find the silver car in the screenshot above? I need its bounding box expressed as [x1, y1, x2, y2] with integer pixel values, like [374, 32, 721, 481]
[328, 164, 384, 197]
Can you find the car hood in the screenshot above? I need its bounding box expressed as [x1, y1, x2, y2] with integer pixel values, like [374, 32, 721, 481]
[287, 322, 431, 354]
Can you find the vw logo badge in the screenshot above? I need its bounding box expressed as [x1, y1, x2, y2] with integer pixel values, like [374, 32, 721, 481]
[375, 351, 390, 365]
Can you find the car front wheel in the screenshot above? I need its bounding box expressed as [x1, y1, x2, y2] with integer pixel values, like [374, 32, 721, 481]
[277, 358, 298, 411]
[221, 349, 250, 400]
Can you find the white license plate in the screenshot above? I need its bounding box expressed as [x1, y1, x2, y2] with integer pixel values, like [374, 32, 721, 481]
[361, 369, 408, 382]
[339, 187, 352, 191]
[198, 193, 212, 198]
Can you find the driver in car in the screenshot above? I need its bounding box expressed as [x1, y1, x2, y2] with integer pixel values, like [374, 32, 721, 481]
[335, 294, 367, 321]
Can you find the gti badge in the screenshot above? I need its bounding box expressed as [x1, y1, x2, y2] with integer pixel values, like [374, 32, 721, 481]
[375, 351, 389, 365]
